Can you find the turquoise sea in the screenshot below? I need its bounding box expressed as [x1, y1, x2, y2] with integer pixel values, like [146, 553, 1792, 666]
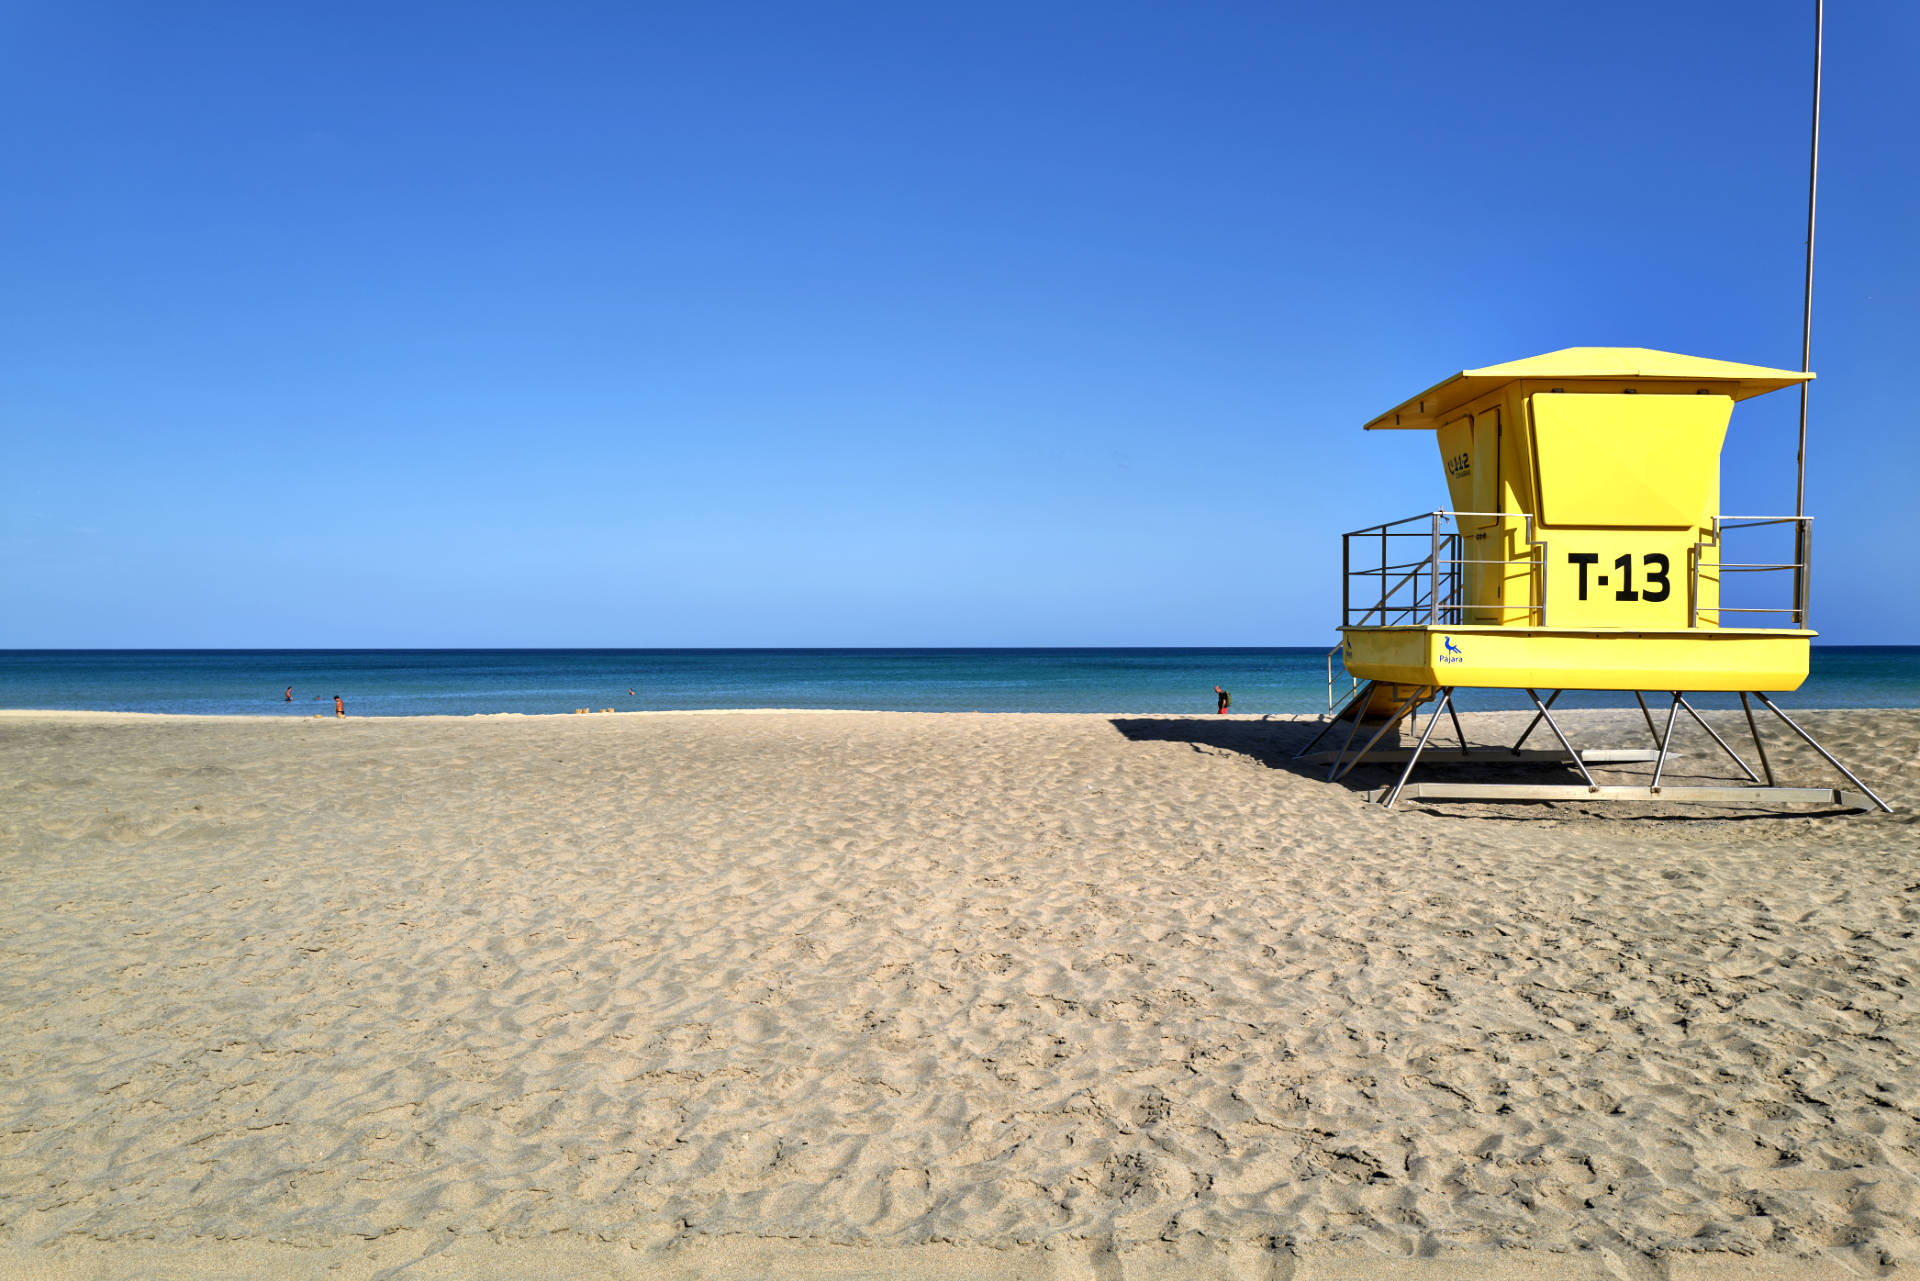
[1, 648, 1916, 718]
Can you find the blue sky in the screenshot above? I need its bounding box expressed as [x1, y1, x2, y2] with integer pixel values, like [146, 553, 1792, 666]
[3, 0, 1914, 646]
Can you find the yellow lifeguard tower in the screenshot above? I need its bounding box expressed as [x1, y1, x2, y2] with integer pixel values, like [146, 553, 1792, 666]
[1303, 347, 1889, 812]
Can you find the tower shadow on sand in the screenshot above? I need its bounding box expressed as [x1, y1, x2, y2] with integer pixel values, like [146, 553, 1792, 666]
[1102, 716, 1854, 819]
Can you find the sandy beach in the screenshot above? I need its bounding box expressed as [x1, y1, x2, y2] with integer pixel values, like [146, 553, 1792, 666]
[1, 706, 1916, 1279]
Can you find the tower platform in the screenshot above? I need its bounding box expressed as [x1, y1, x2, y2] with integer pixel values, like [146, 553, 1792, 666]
[1340, 624, 1814, 693]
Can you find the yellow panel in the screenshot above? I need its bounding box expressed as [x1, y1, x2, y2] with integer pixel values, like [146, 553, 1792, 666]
[1544, 530, 1695, 630]
[1341, 625, 1811, 692]
[1434, 407, 1502, 515]
[1530, 393, 1730, 528]
[1438, 407, 1520, 625]
[1499, 387, 1538, 517]
[1470, 408, 1499, 513]
[1436, 415, 1475, 513]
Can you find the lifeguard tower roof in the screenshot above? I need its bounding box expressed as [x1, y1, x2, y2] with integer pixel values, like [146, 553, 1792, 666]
[1364, 347, 1813, 431]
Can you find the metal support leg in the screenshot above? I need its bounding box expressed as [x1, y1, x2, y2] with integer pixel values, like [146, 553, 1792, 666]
[1326, 692, 1372, 781]
[1383, 688, 1451, 809]
[1446, 696, 1469, 756]
[1293, 709, 1344, 760]
[1511, 689, 1561, 754]
[1328, 687, 1374, 787]
[1674, 694, 1761, 783]
[1753, 693, 1894, 813]
[1334, 690, 1426, 783]
[1738, 693, 1776, 786]
[1526, 688, 1597, 792]
[1633, 692, 1661, 748]
[1649, 694, 1682, 792]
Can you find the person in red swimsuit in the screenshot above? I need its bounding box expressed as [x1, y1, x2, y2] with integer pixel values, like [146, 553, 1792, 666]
[1214, 686, 1231, 714]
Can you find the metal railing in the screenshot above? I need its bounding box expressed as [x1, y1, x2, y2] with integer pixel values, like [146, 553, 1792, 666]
[1340, 511, 1814, 633]
[1690, 516, 1813, 629]
[1342, 511, 1547, 629]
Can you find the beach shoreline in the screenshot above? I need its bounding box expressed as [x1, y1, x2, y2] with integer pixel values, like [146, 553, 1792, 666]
[0, 707, 1330, 720]
[6, 646, 1916, 720]
[3, 708, 1914, 1278]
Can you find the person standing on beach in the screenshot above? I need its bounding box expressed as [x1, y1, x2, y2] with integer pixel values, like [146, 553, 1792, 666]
[334, 695, 345, 718]
[1215, 685, 1231, 714]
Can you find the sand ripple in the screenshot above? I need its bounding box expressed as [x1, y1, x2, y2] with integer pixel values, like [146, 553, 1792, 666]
[0, 708, 1915, 1276]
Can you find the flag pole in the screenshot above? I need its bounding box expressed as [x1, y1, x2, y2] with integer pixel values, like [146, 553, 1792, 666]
[1793, 0, 1822, 626]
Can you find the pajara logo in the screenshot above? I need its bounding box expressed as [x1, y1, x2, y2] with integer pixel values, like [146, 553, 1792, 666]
[1440, 636, 1464, 664]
